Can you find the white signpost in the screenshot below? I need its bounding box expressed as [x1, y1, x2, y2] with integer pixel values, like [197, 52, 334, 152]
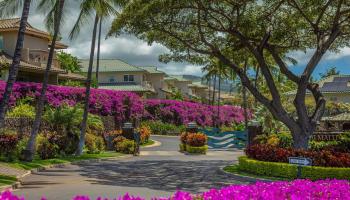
[288, 157, 312, 178]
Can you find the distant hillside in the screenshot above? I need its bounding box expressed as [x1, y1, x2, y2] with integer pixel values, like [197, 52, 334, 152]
[182, 74, 238, 93]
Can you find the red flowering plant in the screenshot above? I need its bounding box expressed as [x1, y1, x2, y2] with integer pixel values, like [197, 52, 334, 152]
[185, 132, 208, 147]
[0, 129, 19, 161]
[246, 144, 350, 167]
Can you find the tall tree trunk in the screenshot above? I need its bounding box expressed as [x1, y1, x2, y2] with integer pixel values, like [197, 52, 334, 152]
[76, 14, 99, 156]
[243, 61, 249, 129]
[0, 0, 32, 129]
[95, 18, 102, 88]
[254, 65, 259, 107]
[23, 0, 65, 161]
[217, 75, 221, 127]
[212, 74, 217, 106]
[207, 77, 211, 105]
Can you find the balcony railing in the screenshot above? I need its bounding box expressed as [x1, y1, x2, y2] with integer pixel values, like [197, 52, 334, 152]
[21, 48, 60, 69]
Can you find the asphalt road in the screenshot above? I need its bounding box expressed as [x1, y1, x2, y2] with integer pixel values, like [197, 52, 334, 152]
[14, 135, 247, 200]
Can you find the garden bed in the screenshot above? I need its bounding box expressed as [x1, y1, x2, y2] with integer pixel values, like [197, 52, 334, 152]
[238, 156, 350, 180]
[0, 175, 17, 187]
[1, 152, 123, 171]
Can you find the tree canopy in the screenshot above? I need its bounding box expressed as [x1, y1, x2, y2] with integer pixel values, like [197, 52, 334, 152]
[110, 0, 350, 148]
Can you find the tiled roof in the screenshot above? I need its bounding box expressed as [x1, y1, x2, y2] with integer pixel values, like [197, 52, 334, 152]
[0, 18, 49, 38]
[287, 75, 350, 95]
[139, 66, 165, 74]
[0, 52, 65, 73]
[189, 81, 208, 88]
[79, 59, 145, 73]
[58, 72, 86, 81]
[0, 18, 68, 48]
[165, 75, 192, 82]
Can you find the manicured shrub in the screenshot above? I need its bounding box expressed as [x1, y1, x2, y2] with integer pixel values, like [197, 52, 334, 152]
[179, 143, 186, 152]
[36, 134, 59, 159]
[0, 129, 19, 161]
[85, 133, 105, 154]
[185, 133, 207, 147]
[186, 145, 208, 154]
[246, 144, 350, 167]
[238, 156, 350, 180]
[114, 137, 135, 154]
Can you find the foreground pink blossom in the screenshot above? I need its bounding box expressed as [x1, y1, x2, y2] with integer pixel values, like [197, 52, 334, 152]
[1, 179, 349, 200]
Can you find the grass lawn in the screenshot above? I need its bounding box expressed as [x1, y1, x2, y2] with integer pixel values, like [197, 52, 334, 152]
[0, 174, 17, 187]
[141, 139, 155, 147]
[223, 165, 288, 181]
[1, 152, 123, 171]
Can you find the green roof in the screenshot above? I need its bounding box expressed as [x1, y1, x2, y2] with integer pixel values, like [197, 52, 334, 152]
[139, 66, 165, 74]
[80, 59, 145, 73]
[165, 75, 192, 82]
[99, 84, 151, 92]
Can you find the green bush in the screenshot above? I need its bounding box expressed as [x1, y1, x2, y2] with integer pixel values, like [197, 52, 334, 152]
[7, 104, 35, 119]
[85, 133, 105, 154]
[238, 156, 350, 180]
[253, 132, 293, 148]
[185, 145, 208, 154]
[309, 140, 338, 151]
[141, 121, 185, 135]
[36, 135, 59, 160]
[115, 138, 135, 154]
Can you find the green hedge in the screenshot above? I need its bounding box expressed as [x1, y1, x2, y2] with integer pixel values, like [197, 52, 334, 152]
[238, 156, 350, 180]
[186, 145, 208, 154]
[141, 121, 185, 135]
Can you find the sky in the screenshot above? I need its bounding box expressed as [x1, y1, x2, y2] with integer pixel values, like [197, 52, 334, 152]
[23, 2, 350, 79]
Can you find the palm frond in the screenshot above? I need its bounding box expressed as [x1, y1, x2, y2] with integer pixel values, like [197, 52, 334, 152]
[0, 0, 24, 18]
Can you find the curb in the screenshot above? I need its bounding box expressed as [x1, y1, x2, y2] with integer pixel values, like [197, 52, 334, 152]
[219, 166, 273, 182]
[0, 154, 132, 192]
[141, 140, 161, 148]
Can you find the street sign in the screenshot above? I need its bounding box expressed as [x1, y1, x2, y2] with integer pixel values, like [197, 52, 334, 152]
[288, 157, 312, 166]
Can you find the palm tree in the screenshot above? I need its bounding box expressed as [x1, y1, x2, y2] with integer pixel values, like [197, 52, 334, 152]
[96, 18, 102, 87]
[23, 0, 66, 161]
[0, 0, 32, 129]
[70, 0, 122, 156]
[203, 58, 230, 127]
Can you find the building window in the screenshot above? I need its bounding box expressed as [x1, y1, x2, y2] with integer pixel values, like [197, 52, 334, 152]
[124, 74, 134, 82]
[109, 77, 115, 83]
[0, 35, 3, 50]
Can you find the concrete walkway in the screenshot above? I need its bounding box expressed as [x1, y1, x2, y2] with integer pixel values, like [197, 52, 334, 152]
[13, 136, 247, 199]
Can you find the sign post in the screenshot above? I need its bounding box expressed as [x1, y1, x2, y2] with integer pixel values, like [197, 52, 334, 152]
[288, 157, 312, 178]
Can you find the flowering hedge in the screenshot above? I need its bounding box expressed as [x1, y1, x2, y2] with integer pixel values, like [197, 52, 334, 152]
[144, 99, 249, 126]
[246, 144, 350, 167]
[0, 81, 247, 126]
[1, 179, 350, 199]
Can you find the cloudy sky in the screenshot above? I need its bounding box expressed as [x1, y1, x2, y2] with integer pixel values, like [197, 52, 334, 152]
[24, 2, 350, 79]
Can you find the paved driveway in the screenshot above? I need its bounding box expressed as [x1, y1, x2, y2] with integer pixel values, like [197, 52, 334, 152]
[14, 136, 247, 200]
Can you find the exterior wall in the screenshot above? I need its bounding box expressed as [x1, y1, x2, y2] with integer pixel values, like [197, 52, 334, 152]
[1, 31, 49, 56]
[145, 73, 165, 98]
[174, 81, 191, 96]
[98, 71, 144, 84]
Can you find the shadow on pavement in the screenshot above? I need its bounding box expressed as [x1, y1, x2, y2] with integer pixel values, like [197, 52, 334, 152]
[76, 160, 252, 193]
